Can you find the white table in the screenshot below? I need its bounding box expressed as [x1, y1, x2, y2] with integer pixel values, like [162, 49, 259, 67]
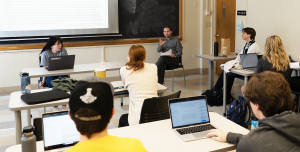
[6, 112, 249, 152]
[22, 61, 126, 78]
[196, 54, 237, 89]
[9, 81, 167, 144]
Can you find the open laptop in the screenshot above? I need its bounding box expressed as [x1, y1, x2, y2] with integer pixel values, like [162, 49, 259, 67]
[169, 96, 217, 142]
[46, 55, 75, 71]
[240, 53, 258, 72]
[42, 111, 80, 152]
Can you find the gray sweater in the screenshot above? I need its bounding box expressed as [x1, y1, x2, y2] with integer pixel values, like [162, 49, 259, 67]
[226, 111, 300, 152]
[157, 37, 183, 57]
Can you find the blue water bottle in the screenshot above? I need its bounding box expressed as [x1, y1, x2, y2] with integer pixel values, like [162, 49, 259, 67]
[20, 72, 31, 94]
[251, 116, 259, 130]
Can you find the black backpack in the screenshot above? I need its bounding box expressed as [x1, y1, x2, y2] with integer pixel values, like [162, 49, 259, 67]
[205, 89, 223, 106]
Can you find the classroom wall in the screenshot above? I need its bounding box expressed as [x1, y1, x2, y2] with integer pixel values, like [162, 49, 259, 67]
[0, 0, 213, 92]
[236, 0, 300, 59]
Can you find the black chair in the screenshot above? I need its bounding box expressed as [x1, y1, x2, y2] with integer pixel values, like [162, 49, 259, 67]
[272, 69, 299, 113]
[165, 56, 186, 91]
[38, 55, 49, 89]
[289, 72, 300, 113]
[139, 91, 181, 124]
[271, 69, 293, 83]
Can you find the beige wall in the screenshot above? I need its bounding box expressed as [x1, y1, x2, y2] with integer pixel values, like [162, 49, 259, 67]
[236, 0, 300, 59]
[0, 0, 214, 91]
[235, 0, 248, 53]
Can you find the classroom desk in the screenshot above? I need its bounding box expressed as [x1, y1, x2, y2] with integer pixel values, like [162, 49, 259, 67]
[196, 54, 237, 89]
[5, 112, 249, 152]
[22, 61, 126, 78]
[9, 81, 167, 144]
[222, 67, 255, 116]
[21, 61, 126, 133]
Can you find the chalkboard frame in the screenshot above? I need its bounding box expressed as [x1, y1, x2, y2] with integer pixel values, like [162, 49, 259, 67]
[0, 0, 182, 51]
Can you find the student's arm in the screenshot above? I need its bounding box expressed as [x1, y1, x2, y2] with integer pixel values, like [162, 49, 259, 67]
[207, 129, 244, 145]
[157, 38, 166, 52]
[174, 39, 183, 57]
[226, 132, 244, 145]
[39, 76, 46, 86]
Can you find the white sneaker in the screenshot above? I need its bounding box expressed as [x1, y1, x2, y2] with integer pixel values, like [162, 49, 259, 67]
[61, 105, 68, 111]
[53, 107, 61, 112]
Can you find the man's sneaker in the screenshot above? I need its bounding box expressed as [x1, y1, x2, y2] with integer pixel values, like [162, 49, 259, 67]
[53, 106, 61, 112]
[61, 105, 68, 111]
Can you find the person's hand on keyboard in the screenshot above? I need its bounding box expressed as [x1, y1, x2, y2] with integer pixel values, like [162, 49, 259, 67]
[206, 129, 228, 142]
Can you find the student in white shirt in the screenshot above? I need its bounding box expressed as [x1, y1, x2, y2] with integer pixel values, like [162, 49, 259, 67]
[119, 45, 158, 127]
[203, 27, 260, 102]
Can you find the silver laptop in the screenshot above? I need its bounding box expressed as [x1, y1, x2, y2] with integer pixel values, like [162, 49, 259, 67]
[42, 111, 80, 152]
[46, 55, 75, 71]
[169, 96, 217, 142]
[240, 53, 258, 72]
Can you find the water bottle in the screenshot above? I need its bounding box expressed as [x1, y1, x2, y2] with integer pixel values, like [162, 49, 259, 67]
[251, 116, 259, 130]
[21, 126, 37, 152]
[214, 42, 218, 57]
[20, 72, 31, 94]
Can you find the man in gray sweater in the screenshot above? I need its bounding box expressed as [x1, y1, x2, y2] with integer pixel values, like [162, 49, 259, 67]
[207, 71, 300, 152]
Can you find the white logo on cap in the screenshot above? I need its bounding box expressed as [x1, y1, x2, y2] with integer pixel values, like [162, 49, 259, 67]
[80, 88, 97, 104]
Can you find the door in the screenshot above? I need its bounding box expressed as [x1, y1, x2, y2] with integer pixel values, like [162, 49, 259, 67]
[216, 0, 236, 74]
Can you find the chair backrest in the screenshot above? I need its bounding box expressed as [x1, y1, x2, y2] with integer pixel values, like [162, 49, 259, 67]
[39, 54, 43, 67]
[178, 56, 183, 65]
[267, 69, 293, 83]
[139, 91, 181, 124]
[257, 55, 263, 60]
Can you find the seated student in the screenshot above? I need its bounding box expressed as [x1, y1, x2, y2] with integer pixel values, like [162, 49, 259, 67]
[119, 45, 158, 127]
[241, 35, 290, 94]
[39, 36, 69, 111]
[203, 27, 260, 100]
[66, 76, 148, 152]
[207, 71, 300, 152]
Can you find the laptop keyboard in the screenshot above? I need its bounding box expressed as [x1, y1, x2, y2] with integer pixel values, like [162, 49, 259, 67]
[176, 124, 215, 135]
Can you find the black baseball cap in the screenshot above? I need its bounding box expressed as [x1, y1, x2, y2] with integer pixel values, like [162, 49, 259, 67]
[69, 76, 114, 121]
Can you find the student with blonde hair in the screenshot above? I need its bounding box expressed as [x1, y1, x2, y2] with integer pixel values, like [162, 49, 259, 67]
[256, 35, 290, 73]
[241, 35, 290, 94]
[119, 45, 158, 127]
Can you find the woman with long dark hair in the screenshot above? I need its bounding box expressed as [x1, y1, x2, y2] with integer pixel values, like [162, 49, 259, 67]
[40, 36, 69, 111]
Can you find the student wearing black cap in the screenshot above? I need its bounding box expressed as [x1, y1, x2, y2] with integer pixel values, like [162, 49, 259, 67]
[66, 76, 147, 152]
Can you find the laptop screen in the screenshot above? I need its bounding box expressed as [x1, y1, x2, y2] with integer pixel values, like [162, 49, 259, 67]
[43, 111, 79, 150]
[240, 53, 258, 69]
[169, 96, 210, 128]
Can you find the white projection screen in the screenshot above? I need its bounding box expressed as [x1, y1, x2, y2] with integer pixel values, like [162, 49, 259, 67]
[0, 0, 118, 38]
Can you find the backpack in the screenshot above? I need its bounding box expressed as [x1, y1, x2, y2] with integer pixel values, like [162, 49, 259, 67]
[227, 96, 251, 128]
[205, 89, 223, 107]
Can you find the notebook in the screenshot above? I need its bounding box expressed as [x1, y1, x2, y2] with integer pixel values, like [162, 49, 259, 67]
[46, 55, 75, 71]
[239, 53, 258, 72]
[169, 96, 217, 142]
[42, 111, 80, 152]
